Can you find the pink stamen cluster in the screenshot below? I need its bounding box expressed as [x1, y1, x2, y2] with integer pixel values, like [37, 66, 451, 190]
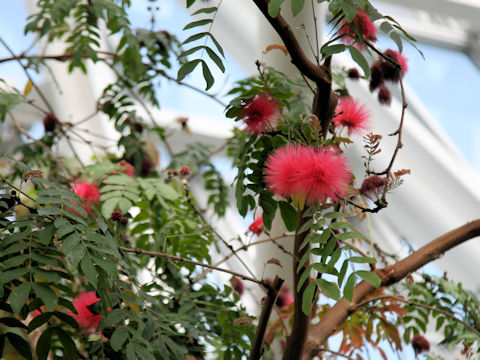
[264, 144, 350, 204]
[339, 11, 377, 50]
[332, 97, 370, 135]
[240, 93, 280, 134]
[71, 181, 101, 216]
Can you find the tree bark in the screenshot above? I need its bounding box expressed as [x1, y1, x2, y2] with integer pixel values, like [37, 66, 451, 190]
[282, 209, 313, 360]
[303, 219, 480, 359]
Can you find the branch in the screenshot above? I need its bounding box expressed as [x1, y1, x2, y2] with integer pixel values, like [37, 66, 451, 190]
[357, 295, 480, 339]
[118, 245, 264, 286]
[304, 219, 480, 358]
[251, 0, 330, 85]
[250, 276, 284, 360]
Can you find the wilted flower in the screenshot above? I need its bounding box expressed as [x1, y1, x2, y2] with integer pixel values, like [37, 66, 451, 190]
[382, 49, 408, 82]
[369, 60, 384, 91]
[412, 334, 430, 354]
[71, 182, 101, 216]
[333, 97, 370, 135]
[230, 276, 245, 296]
[264, 145, 350, 205]
[248, 216, 263, 235]
[359, 175, 386, 201]
[43, 113, 59, 133]
[71, 291, 103, 332]
[339, 11, 377, 49]
[377, 85, 392, 105]
[118, 160, 135, 177]
[240, 93, 280, 134]
[347, 68, 360, 79]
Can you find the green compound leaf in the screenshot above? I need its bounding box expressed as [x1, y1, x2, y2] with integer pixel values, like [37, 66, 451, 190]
[348, 46, 371, 78]
[316, 279, 340, 300]
[302, 280, 316, 315]
[9, 282, 31, 314]
[356, 270, 381, 288]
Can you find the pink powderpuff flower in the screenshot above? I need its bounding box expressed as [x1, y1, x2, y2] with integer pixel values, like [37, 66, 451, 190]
[240, 93, 280, 134]
[339, 11, 377, 50]
[71, 182, 101, 216]
[264, 145, 351, 205]
[70, 291, 103, 332]
[248, 216, 263, 235]
[333, 97, 370, 135]
[118, 160, 135, 177]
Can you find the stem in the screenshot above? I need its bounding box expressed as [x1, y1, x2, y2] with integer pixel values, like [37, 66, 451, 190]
[118, 245, 264, 286]
[282, 208, 313, 360]
[250, 276, 284, 360]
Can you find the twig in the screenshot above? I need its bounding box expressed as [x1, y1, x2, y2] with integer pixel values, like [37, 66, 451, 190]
[0, 37, 55, 114]
[184, 185, 258, 280]
[118, 245, 264, 286]
[357, 295, 480, 339]
[194, 232, 294, 282]
[9, 112, 71, 178]
[374, 76, 407, 176]
[317, 348, 356, 360]
[250, 276, 284, 360]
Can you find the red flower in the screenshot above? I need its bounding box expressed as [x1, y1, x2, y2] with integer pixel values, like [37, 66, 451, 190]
[333, 97, 370, 135]
[240, 93, 280, 134]
[118, 160, 135, 177]
[71, 182, 101, 216]
[412, 334, 430, 354]
[264, 145, 350, 205]
[248, 216, 263, 236]
[339, 11, 377, 49]
[71, 291, 103, 332]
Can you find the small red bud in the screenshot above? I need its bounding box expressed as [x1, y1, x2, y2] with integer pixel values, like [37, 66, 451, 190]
[179, 166, 191, 176]
[111, 210, 122, 222]
[119, 216, 128, 225]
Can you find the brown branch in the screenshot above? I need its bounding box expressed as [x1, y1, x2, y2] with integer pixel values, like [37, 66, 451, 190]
[250, 276, 284, 360]
[118, 245, 264, 286]
[357, 295, 480, 339]
[282, 208, 313, 360]
[251, 0, 330, 85]
[303, 219, 480, 358]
